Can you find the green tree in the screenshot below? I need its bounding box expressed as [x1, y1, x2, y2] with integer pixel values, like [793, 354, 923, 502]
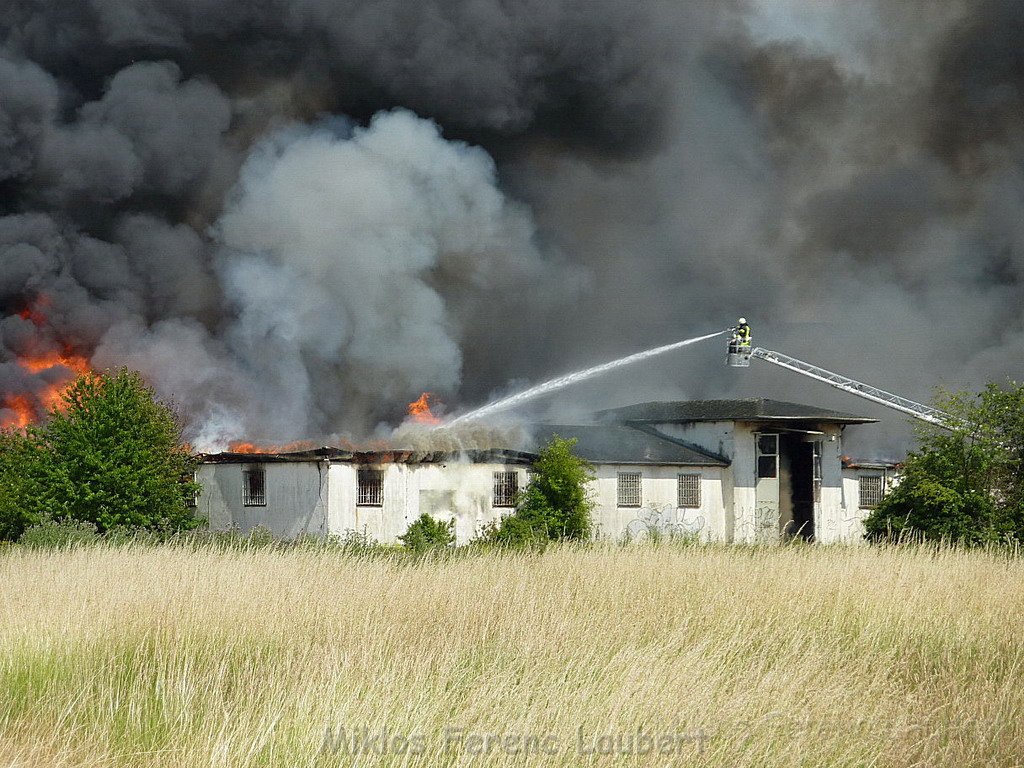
[864, 381, 1024, 544]
[0, 430, 47, 540]
[0, 369, 200, 539]
[495, 435, 595, 544]
[399, 513, 456, 553]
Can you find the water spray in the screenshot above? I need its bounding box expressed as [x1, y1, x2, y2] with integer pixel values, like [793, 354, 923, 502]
[445, 328, 731, 426]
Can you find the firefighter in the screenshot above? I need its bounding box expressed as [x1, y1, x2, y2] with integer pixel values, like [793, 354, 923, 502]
[734, 318, 751, 349]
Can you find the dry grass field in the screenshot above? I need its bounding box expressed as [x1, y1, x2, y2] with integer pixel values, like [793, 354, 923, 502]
[1, 541, 1022, 767]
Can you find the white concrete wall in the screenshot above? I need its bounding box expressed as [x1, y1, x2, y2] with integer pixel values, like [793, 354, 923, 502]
[327, 459, 727, 545]
[838, 466, 898, 543]
[816, 426, 850, 543]
[589, 464, 727, 542]
[327, 462, 403, 544]
[410, 463, 526, 543]
[730, 424, 760, 544]
[196, 461, 328, 538]
[645, 421, 737, 542]
[327, 461, 529, 545]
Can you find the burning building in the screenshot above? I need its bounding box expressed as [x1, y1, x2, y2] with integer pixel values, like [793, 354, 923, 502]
[195, 398, 895, 545]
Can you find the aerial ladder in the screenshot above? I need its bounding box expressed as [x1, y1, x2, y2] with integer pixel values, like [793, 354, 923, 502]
[726, 324, 953, 429]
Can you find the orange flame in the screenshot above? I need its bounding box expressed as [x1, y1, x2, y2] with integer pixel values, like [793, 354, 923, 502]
[19, 349, 92, 376]
[1, 351, 93, 430]
[407, 392, 441, 425]
[2, 395, 34, 431]
[227, 439, 318, 454]
[2, 297, 94, 431]
[18, 294, 52, 327]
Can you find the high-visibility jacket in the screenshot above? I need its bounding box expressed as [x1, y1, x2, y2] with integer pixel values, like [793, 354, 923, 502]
[735, 324, 751, 344]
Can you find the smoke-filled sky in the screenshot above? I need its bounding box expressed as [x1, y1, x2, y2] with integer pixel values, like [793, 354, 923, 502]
[2, 0, 1023, 452]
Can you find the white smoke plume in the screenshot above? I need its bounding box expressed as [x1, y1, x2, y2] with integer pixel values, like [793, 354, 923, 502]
[91, 110, 569, 447]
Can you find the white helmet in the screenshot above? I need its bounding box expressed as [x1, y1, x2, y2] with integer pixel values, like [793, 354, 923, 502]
[738, 317, 747, 324]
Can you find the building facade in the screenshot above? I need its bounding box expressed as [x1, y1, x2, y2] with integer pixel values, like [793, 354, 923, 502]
[198, 449, 533, 544]
[195, 399, 896, 545]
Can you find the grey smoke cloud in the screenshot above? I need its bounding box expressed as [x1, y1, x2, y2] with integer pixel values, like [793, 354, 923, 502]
[4, 0, 674, 153]
[0, 55, 57, 182]
[210, 109, 567, 442]
[0, 1, 1023, 454]
[493, 0, 1024, 455]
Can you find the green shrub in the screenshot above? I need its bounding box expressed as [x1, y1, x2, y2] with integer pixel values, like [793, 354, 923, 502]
[493, 436, 595, 546]
[865, 479, 1002, 544]
[19, 517, 101, 548]
[864, 381, 1024, 545]
[399, 514, 456, 553]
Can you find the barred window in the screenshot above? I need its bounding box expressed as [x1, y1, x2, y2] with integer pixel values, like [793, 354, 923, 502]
[242, 467, 265, 506]
[357, 469, 384, 506]
[859, 475, 884, 509]
[677, 474, 701, 508]
[617, 472, 642, 507]
[493, 471, 519, 507]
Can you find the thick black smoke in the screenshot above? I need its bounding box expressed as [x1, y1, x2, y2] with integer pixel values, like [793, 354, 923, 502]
[1, 0, 1023, 453]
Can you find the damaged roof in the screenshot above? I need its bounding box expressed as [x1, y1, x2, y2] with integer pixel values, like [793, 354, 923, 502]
[530, 424, 729, 466]
[199, 399, 875, 468]
[598, 398, 876, 425]
[199, 447, 535, 465]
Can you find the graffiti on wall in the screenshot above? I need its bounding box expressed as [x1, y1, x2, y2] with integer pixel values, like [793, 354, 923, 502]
[734, 504, 780, 543]
[625, 504, 706, 541]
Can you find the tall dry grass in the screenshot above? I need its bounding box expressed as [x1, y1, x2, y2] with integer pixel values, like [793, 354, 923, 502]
[1, 541, 1022, 767]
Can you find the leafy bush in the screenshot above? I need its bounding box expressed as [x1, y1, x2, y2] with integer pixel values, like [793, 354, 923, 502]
[493, 436, 595, 546]
[19, 517, 101, 548]
[399, 514, 456, 553]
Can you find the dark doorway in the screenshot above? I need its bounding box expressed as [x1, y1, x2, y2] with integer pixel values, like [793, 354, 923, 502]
[781, 434, 816, 541]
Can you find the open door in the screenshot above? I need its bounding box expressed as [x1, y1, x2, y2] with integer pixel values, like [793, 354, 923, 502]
[779, 435, 817, 541]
